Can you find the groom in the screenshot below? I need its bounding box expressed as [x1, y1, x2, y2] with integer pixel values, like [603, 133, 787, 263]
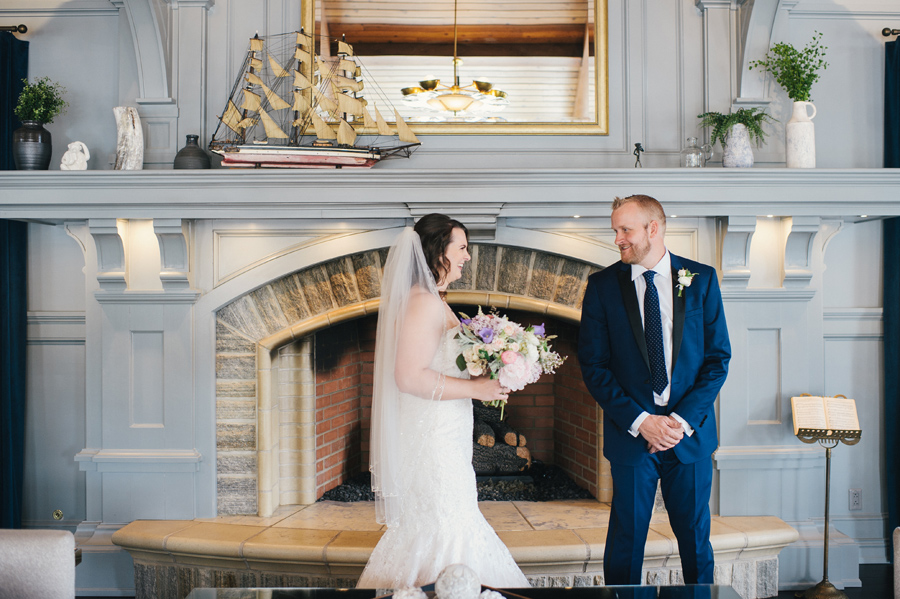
[578, 195, 731, 585]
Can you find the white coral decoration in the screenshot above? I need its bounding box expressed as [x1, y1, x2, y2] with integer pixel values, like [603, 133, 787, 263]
[393, 587, 428, 599]
[435, 563, 481, 599]
[479, 591, 506, 599]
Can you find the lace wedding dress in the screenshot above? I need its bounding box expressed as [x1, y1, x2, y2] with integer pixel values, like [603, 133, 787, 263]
[357, 326, 529, 590]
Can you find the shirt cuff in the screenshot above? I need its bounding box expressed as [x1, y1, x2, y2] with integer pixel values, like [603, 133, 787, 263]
[629, 411, 650, 437]
[670, 412, 694, 436]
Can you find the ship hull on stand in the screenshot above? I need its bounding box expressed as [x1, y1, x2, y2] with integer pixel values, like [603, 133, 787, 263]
[214, 144, 380, 168]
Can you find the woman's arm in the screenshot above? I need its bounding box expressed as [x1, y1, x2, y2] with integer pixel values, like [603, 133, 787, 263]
[394, 291, 509, 402]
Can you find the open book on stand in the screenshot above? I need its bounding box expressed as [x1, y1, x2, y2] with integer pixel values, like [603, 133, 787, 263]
[791, 395, 860, 436]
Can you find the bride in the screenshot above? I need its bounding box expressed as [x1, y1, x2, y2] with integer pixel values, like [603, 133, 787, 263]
[357, 214, 530, 590]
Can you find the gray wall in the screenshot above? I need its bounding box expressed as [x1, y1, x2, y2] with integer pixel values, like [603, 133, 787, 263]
[8, 0, 899, 594]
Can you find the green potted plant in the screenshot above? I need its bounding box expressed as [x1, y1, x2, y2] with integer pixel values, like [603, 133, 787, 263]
[12, 76, 69, 170]
[697, 107, 776, 167]
[749, 32, 828, 168]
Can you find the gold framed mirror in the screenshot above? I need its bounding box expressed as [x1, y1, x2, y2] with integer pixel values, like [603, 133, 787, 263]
[307, 0, 608, 135]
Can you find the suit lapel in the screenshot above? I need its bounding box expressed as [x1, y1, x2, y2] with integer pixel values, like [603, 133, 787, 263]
[617, 266, 651, 371]
[671, 257, 685, 372]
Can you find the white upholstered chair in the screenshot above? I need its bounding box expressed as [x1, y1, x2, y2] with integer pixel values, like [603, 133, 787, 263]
[0, 529, 76, 599]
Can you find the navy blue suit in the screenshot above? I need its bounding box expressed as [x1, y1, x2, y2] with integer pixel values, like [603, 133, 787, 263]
[578, 253, 730, 585]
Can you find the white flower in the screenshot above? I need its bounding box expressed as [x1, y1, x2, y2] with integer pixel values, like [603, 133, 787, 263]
[676, 268, 697, 297]
[394, 587, 428, 599]
[467, 361, 485, 377]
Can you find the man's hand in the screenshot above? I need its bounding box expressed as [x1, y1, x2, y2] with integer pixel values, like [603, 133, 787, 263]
[638, 415, 684, 453]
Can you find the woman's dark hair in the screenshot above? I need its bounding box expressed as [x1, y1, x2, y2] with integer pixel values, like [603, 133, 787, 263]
[414, 213, 468, 286]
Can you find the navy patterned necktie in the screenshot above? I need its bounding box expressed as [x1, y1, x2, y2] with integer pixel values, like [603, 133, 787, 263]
[642, 270, 668, 395]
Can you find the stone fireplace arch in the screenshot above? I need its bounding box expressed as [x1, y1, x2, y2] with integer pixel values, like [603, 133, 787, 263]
[215, 241, 600, 516]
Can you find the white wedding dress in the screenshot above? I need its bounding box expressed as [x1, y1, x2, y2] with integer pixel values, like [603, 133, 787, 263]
[357, 326, 530, 590]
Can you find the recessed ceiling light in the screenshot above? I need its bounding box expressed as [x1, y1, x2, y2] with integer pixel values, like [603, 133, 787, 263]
[573, 215, 581, 219]
[860, 215, 868, 218]
[766, 215, 774, 218]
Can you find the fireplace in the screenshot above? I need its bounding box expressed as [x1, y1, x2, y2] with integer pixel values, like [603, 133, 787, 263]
[214, 242, 608, 516]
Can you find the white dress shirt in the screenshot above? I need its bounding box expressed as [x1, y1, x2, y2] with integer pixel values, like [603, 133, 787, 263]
[627, 251, 694, 438]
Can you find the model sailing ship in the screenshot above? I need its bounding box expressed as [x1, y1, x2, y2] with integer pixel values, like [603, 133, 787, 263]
[209, 30, 420, 168]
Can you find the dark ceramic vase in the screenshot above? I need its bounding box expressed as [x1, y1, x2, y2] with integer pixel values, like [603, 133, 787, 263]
[13, 120, 52, 170]
[174, 134, 211, 169]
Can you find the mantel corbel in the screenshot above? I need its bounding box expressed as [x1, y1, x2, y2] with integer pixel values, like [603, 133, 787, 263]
[783, 216, 821, 289]
[407, 203, 504, 240]
[88, 218, 128, 291]
[153, 218, 193, 291]
[719, 215, 757, 289]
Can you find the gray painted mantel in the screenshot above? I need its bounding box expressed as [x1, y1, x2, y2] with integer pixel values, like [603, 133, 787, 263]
[2, 168, 899, 219]
[2, 167, 892, 594]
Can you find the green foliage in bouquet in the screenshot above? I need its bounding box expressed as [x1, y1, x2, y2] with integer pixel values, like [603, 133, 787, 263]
[14, 77, 69, 124]
[697, 108, 776, 149]
[749, 31, 828, 102]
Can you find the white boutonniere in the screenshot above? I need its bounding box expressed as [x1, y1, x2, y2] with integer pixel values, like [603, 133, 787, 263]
[676, 268, 697, 297]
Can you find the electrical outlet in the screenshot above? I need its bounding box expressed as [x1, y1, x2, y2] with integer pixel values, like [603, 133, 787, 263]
[849, 488, 862, 511]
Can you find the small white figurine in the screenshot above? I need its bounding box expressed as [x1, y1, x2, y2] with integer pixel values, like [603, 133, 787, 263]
[60, 141, 90, 170]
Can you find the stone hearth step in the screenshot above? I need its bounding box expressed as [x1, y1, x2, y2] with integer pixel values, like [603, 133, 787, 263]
[112, 500, 798, 599]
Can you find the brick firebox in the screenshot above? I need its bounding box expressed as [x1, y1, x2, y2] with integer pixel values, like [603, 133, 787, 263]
[311, 310, 603, 500]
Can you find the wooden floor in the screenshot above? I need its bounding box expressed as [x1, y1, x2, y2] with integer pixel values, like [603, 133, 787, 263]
[776, 564, 893, 599]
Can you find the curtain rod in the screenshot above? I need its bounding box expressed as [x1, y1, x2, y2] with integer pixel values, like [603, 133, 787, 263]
[0, 25, 27, 34]
[884, 28, 900, 37]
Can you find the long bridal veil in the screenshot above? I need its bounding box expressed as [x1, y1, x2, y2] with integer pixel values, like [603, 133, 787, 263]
[370, 227, 445, 525]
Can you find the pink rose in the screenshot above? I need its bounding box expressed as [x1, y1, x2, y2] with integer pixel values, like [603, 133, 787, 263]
[500, 350, 519, 365]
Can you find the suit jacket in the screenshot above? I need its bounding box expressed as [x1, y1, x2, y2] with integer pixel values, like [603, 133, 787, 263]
[578, 253, 731, 465]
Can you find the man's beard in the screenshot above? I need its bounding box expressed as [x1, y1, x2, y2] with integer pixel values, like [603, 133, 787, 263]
[619, 237, 651, 265]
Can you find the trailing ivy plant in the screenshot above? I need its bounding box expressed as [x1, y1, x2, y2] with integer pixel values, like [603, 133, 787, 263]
[14, 77, 68, 124]
[749, 31, 828, 102]
[697, 108, 776, 148]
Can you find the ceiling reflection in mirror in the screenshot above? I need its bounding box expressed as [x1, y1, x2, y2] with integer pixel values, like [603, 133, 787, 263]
[312, 0, 608, 134]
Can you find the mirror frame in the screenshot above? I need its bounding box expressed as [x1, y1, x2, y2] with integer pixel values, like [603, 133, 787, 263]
[305, 0, 609, 135]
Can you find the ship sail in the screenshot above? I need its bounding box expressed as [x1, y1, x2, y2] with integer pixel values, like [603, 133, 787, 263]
[310, 111, 336, 140]
[394, 109, 420, 144]
[259, 108, 288, 138]
[267, 55, 291, 78]
[209, 30, 420, 169]
[374, 107, 394, 136]
[337, 119, 357, 146]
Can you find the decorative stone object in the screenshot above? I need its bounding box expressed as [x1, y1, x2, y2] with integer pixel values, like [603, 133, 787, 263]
[174, 134, 211, 169]
[786, 101, 816, 168]
[114, 106, 143, 170]
[60, 141, 90, 170]
[393, 587, 428, 599]
[12, 120, 52, 170]
[723, 123, 754, 168]
[435, 564, 481, 599]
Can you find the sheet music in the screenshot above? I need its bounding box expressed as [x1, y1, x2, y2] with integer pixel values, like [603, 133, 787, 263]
[824, 397, 860, 431]
[791, 396, 828, 434]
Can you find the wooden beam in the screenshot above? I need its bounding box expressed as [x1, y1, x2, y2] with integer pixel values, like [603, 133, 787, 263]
[327, 23, 595, 46]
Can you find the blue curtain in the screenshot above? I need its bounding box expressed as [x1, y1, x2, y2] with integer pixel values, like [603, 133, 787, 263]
[887, 39, 900, 168]
[1, 220, 27, 529]
[0, 31, 28, 171]
[885, 39, 900, 563]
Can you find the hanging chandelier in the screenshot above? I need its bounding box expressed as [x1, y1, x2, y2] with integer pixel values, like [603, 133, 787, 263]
[400, 0, 508, 115]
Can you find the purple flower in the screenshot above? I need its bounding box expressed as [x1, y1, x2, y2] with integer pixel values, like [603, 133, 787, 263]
[478, 327, 494, 343]
[461, 318, 472, 326]
[532, 323, 545, 336]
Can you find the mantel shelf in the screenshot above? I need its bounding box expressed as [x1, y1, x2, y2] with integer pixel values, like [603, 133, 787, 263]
[1, 168, 897, 221]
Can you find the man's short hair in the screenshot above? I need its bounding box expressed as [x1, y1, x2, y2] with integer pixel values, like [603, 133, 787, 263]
[611, 195, 666, 228]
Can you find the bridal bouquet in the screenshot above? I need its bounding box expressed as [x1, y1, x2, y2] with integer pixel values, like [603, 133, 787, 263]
[455, 307, 565, 418]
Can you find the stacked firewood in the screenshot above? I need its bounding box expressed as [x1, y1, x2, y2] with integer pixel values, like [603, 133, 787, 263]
[471, 401, 532, 474]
